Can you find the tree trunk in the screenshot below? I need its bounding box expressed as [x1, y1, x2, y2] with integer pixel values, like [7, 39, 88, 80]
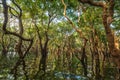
[78, 0, 120, 70]
[81, 47, 87, 76]
[102, 1, 120, 69]
[39, 49, 48, 72]
[17, 18, 24, 58]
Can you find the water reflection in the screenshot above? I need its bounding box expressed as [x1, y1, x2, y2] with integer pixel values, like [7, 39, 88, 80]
[54, 72, 88, 80]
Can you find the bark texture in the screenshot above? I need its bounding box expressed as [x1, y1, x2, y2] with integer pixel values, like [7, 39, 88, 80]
[78, 0, 120, 69]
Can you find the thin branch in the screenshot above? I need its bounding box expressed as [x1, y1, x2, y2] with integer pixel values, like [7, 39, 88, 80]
[2, 0, 33, 55]
[61, 0, 87, 40]
[78, 0, 106, 8]
[32, 19, 43, 49]
[4, 30, 33, 41]
[11, 0, 22, 17]
[22, 39, 33, 58]
[50, 14, 57, 23]
[8, 6, 19, 17]
[9, 7, 18, 17]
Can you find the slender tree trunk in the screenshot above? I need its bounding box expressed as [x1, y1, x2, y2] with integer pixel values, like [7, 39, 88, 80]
[78, 0, 120, 71]
[39, 49, 48, 72]
[102, 5, 120, 70]
[81, 47, 87, 76]
[17, 18, 23, 58]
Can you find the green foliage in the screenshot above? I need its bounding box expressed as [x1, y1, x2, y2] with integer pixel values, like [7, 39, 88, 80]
[0, 0, 120, 80]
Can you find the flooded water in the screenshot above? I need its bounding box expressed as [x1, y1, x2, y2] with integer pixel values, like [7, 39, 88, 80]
[54, 72, 88, 80]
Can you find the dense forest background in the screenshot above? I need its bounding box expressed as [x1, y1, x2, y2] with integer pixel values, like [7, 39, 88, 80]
[0, 0, 120, 80]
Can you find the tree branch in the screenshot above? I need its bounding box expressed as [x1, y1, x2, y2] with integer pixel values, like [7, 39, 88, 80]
[78, 0, 106, 8]
[2, 0, 8, 31]
[4, 30, 33, 41]
[8, 6, 19, 17]
[2, 0, 33, 58]
[11, 0, 22, 17]
[61, 0, 87, 40]
[32, 19, 43, 49]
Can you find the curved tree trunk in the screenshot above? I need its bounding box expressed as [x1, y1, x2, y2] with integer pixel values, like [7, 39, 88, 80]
[17, 17, 23, 57]
[78, 0, 120, 70]
[102, 2, 120, 69]
[2, 1, 33, 79]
